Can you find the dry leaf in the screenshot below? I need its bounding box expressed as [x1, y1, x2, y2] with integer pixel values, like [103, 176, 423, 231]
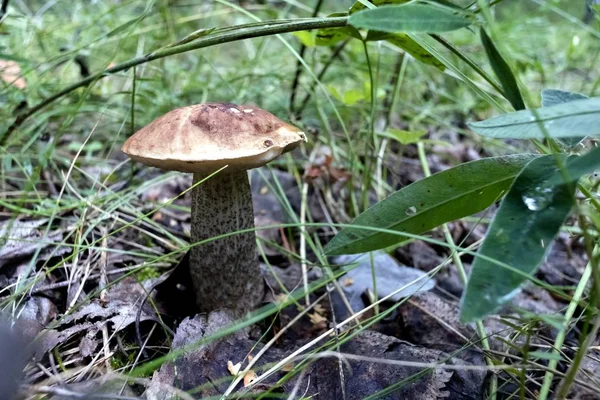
[281, 362, 295, 372]
[308, 312, 326, 325]
[314, 304, 326, 314]
[243, 370, 257, 387]
[0, 60, 26, 89]
[227, 360, 241, 376]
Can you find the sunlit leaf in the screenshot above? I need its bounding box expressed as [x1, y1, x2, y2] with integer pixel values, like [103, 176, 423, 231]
[366, 31, 445, 70]
[349, 4, 472, 34]
[292, 31, 316, 47]
[324, 155, 536, 255]
[468, 97, 600, 139]
[459, 155, 575, 323]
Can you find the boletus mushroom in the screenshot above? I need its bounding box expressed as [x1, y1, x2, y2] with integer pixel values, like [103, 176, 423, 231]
[122, 103, 306, 314]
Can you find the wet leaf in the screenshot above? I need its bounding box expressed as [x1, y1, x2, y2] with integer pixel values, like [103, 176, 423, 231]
[459, 155, 575, 323]
[541, 88, 588, 147]
[366, 31, 445, 70]
[349, 4, 472, 34]
[468, 97, 600, 139]
[324, 155, 536, 255]
[480, 27, 525, 111]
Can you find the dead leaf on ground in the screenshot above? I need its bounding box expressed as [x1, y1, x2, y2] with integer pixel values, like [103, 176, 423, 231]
[308, 312, 326, 325]
[243, 370, 257, 387]
[0, 219, 67, 270]
[227, 360, 241, 376]
[31, 277, 159, 361]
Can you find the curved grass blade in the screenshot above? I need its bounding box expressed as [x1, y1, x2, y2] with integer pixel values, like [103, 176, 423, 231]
[480, 27, 525, 111]
[324, 154, 536, 255]
[468, 97, 600, 139]
[459, 155, 575, 323]
[349, 4, 472, 33]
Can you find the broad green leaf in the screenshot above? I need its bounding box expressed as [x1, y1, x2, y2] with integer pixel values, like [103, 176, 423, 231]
[324, 154, 536, 255]
[541, 89, 588, 147]
[316, 13, 361, 46]
[480, 28, 525, 111]
[349, 0, 462, 14]
[343, 89, 366, 105]
[378, 129, 427, 144]
[349, 4, 472, 34]
[459, 155, 575, 323]
[541, 89, 587, 107]
[366, 31, 445, 70]
[468, 97, 600, 139]
[349, 0, 410, 14]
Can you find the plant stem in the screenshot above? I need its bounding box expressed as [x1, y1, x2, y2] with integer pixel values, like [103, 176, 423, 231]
[1, 16, 348, 144]
[417, 141, 497, 400]
[289, 0, 324, 114]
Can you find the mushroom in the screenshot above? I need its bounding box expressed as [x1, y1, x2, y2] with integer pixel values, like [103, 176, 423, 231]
[122, 103, 306, 314]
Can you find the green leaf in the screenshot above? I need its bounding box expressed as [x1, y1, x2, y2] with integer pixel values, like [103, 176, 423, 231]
[468, 97, 600, 139]
[541, 89, 588, 107]
[479, 28, 525, 111]
[292, 31, 316, 47]
[349, 4, 472, 34]
[106, 13, 147, 38]
[349, 0, 410, 14]
[324, 154, 536, 255]
[378, 129, 427, 144]
[541, 88, 588, 147]
[459, 155, 575, 323]
[349, 0, 462, 14]
[366, 31, 445, 71]
[316, 13, 361, 46]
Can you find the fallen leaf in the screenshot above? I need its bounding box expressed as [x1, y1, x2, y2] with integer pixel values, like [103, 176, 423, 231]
[0, 60, 26, 89]
[281, 362, 295, 372]
[243, 370, 257, 387]
[308, 312, 326, 325]
[227, 360, 241, 376]
[0, 219, 66, 269]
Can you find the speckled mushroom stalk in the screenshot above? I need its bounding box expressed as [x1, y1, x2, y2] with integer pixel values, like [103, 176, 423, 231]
[189, 170, 263, 312]
[121, 102, 305, 315]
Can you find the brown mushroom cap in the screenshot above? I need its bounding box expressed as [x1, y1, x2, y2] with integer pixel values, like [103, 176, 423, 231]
[121, 103, 306, 173]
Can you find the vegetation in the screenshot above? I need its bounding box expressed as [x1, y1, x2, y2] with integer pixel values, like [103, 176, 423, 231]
[0, 0, 599, 399]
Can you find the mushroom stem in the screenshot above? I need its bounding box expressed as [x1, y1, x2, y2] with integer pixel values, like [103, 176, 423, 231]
[189, 170, 264, 313]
